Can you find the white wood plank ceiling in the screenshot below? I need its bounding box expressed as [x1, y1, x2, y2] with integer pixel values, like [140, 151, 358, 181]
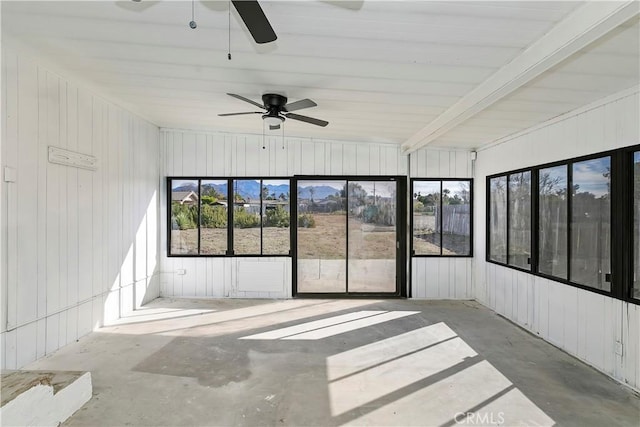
[3, 1, 636, 149]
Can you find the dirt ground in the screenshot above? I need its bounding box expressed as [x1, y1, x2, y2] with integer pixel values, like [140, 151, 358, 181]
[413, 233, 470, 256]
[171, 213, 469, 258]
[297, 214, 397, 259]
[170, 227, 290, 255]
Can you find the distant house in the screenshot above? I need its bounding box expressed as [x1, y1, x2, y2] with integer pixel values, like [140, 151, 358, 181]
[172, 191, 198, 205]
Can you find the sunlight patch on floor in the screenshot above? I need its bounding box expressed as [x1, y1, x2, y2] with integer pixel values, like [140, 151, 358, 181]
[327, 322, 555, 426]
[240, 311, 420, 341]
[327, 322, 458, 382]
[100, 299, 380, 337]
[240, 311, 387, 340]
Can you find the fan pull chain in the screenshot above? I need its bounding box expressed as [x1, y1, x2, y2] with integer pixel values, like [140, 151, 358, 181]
[189, 0, 197, 29]
[281, 122, 285, 150]
[262, 121, 266, 150]
[228, 1, 232, 60]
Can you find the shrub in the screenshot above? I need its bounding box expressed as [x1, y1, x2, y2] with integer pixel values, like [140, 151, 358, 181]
[297, 213, 316, 228]
[264, 205, 290, 228]
[201, 205, 227, 228]
[171, 203, 198, 230]
[201, 195, 219, 205]
[174, 210, 196, 230]
[234, 208, 260, 228]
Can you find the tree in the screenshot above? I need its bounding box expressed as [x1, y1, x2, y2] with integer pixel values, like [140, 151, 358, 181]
[416, 192, 439, 208]
[458, 182, 470, 203]
[539, 172, 562, 197]
[202, 186, 223, 200]
[348, 182, 367, 206]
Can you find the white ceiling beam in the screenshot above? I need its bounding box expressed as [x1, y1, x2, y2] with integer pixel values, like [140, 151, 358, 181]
[401, 1, 640, 153]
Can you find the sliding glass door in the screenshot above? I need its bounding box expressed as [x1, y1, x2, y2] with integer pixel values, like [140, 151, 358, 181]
[294, 177, 405, 296]
[348, 181, 397, 292]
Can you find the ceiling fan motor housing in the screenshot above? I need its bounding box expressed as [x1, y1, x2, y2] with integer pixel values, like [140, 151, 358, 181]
[262, 93, 288, 123]
[262, 93, 288, 111]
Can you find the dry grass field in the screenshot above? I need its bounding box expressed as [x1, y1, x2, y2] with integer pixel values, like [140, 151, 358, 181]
[172, 214, 469, 258]
[171, 227, 289, 255]
[298, 214, 396, 259]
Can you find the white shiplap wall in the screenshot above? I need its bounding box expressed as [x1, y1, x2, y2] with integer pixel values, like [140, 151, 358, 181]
[161, 130, 473, 300]
[0, 48, 161, 370]
[474, 90, 640, 391]
[410, 148, 474, 299]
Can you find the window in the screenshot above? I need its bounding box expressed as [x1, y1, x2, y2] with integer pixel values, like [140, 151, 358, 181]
[634, 151, 640, 299]
[233, 179, 261, 255]
[170, 179, 200, 255]
[538, 165, 568, 279]
[412, 179, 472, 256]
[200, 180, 228, 255]
[487, 145, 639, 304]
[570, 157, 611, 291]
[487, 172, 532, 269]
[262, 180, 291, 255]
[489, 176, 507, 263]
[167, 177, 290, 256]
[508, 172, 531, 269]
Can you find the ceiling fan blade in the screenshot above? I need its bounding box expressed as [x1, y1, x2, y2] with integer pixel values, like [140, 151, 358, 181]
[231, 1, 277, 44]
[284, 99, 317, 112]
[285, 113, 329, 127]
[218, 111, 263, 117]
[269, 125, 281, 130]
[227, 93, 265, 109]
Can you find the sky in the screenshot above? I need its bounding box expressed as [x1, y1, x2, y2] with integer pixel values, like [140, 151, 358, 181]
[572, 157, 610, 197]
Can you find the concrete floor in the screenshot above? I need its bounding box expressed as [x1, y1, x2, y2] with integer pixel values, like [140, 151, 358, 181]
[25, 298, 640, 426]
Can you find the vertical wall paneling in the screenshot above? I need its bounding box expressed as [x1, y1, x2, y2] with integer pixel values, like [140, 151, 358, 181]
[0, 45, 161, 369]
[5, 53, 18, 334]
[46, 72, 61, 316]
[475, 90, 640, 391]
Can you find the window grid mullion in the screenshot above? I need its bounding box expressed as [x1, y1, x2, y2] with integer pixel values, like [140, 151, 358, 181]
[440, 180, 443, 256]
[197, 179, 202, 255]
[531, 169, 539, 274]
[567, 164, 573, 284]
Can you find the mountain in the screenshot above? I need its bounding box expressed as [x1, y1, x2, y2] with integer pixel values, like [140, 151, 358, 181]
[200, 181, 290, 200]
[174, 180, 339, 201]
[201, 182, 228, 198]
[172, 182, 198, 192]
[298, 185, 342, 200]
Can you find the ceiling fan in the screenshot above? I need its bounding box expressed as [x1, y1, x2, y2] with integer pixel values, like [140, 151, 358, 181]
[219, 93, 329, 129]
[129, 0, 277, 44]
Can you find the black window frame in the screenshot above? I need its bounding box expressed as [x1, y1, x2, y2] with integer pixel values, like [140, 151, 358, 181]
[410, 178, 474, 258]
[625, 146, 640, 304]
[486, 144, 640, 305]
[486, 167, 534, 273]
[167, 176, 292, 258]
